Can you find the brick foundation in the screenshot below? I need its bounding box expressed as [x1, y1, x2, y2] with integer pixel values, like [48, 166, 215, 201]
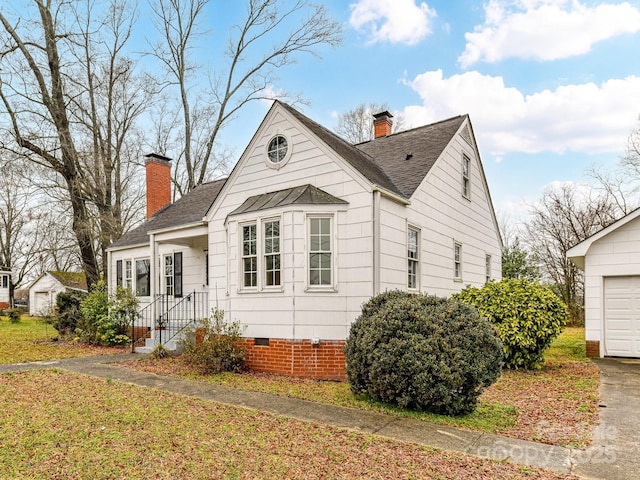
[586, 340, 600, 358]
[0, 302, 9, 310]
[238, 337, 347, 381]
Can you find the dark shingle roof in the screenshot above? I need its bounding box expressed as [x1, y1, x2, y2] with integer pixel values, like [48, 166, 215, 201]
[278, 102, 400, 195]
[278, 101, 466, 199]
[355, 115, 467, 198]
[110, 178, 226, 249]
[229, 184, 348, 216]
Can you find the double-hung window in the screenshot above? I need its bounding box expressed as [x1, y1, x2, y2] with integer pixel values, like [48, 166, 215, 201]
[241, 220, 281, 289]
[116, 260, 123, 287]
[407, 227, 419, 289]
[242, 224, 258, 288]
[454, 242, 462, 280]
[264, 220, 281, 287]
[485, 254, 491, 283]
[462, 154, 471, 199]
[164, 255, 174, 296]
[125, 260, 132, 289]
[309, 217, 332, 286]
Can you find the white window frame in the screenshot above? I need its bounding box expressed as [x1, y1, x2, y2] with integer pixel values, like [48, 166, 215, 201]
[263, 219, 281, 288]
[307, 215, 335, 291]
[462, 154, 471, 199]
[264, 133, 292, 170]
[407, 226, 420, 290]
[125, 259, 132, 290]
[454, 242, 462, 280]
[164, 254, 174, 296]
[241, 223, 258, 289]
[485, 254, 492, 283]
[238, 217, 283, 292]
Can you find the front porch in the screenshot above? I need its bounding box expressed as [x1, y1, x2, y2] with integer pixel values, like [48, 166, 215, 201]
[132, 290, 209, 353]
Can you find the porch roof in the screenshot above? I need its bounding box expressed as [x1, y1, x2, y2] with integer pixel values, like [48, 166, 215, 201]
[228, 184, 348, 217]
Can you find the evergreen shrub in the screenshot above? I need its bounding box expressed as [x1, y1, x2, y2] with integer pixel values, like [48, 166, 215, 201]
[455, 279, 567, 370]
[344, 291, 503, 416]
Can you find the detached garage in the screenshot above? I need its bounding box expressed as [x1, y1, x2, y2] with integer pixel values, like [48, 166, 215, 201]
[568, 208, 640, 358]
[29, 271, 87, 317]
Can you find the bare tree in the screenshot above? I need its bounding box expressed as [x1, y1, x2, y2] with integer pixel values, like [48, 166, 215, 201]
[0, 0, 150, 286]
[525, 182, 620, 324]
[335, 102, 405, 144]
[148, 0, 342, 194]
[0, 158, 47, 302]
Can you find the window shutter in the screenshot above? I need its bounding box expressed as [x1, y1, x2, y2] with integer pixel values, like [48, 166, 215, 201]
[174, 252, 183, 297]
[116, 260, 123, 287]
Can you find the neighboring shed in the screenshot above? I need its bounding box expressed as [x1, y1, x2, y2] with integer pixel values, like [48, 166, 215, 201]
[0, 269, 10, 309]
[567, 208, 640, 358]
[29, 271, 88, 317]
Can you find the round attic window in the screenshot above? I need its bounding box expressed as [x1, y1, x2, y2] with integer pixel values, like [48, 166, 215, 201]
[267, 135, 288, 164]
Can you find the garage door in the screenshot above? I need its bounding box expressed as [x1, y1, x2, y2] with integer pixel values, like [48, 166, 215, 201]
[604, 276, 640, 357]
[33, 291, 53, 317]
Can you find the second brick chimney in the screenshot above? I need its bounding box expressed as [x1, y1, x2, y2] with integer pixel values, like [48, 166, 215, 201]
[145, 153, 172, 219]
[373, 111, 393, 138]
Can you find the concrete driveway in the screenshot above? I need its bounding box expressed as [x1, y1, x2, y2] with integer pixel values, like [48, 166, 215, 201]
[575, 358, 640, 480]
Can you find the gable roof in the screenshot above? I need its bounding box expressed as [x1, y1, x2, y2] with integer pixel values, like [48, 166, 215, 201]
[278, 102, 467, 200]
[47, 271, 87, 291]
[229, 184, 348, 217]
[110, 178, 226, 249]
[355, 115, 468, 198]
[567, 206, 640, 269]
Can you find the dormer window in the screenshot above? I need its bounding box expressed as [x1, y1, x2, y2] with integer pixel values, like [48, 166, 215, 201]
[267, 135, 288, 163]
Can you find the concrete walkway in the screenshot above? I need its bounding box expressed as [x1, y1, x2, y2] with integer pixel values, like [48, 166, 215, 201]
[0, 354, 630, 479]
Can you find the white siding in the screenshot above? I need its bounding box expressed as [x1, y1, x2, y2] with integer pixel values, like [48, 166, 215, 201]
[29, 275, 66, 316]
[378, 120, 502, 296]
[581, 216, 640, 356]
[209, 107, 374, 341]
[0, 272, 9, 305]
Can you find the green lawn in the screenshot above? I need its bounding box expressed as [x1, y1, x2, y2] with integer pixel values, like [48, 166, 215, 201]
[0, 369, 574, 480]
[0, 315, 127, 363]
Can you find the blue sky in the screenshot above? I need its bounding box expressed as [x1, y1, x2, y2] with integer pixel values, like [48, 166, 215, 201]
[193, 0, 640, 225]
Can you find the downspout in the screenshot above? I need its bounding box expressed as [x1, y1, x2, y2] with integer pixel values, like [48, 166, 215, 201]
[373, 190, 381, 296]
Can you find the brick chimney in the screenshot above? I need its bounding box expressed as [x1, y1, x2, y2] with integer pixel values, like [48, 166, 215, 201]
[145, 153, 172, 219]
[373, 111, 393, 138]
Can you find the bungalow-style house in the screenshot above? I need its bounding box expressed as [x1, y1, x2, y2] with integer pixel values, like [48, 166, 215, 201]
[29, 271, 88, 317]
[108, 101, 502, 379]
[0, 268, 10, 310]
[567, 208, 640, 358]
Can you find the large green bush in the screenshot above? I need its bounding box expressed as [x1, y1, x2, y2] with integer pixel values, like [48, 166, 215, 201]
[78, 281, 138, 346]
[344, 291, 503, 416]
[53, 290, 87, 335]
[183, 308, 245, 374]
[454, 279, 567, 370]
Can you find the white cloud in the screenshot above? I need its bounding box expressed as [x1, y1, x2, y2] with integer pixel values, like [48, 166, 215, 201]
[349, 0, 436, 45]
[403, 69, 640, 155]
[459, 0, 640, 68]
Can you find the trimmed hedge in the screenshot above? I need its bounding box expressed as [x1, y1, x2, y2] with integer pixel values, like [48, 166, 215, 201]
[344, 291, 503, 416]
[454, 279, 567, 370]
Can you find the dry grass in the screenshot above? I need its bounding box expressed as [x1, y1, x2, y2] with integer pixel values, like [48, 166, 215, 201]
[122, 327, 598, 447]
[0, 369, 577, 480]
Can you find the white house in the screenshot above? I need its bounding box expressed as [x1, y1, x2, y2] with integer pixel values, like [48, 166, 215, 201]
[0, 269, 10, 309]
[29, 271, 88, 317]
[567, 208, 640, 358]
[108, 101, 503, 379]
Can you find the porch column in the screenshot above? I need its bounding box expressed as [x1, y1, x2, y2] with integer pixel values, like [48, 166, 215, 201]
[150, 233, 157, 325]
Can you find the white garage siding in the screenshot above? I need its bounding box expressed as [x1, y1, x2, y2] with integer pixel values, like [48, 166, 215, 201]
[604, 276, 640, 357]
